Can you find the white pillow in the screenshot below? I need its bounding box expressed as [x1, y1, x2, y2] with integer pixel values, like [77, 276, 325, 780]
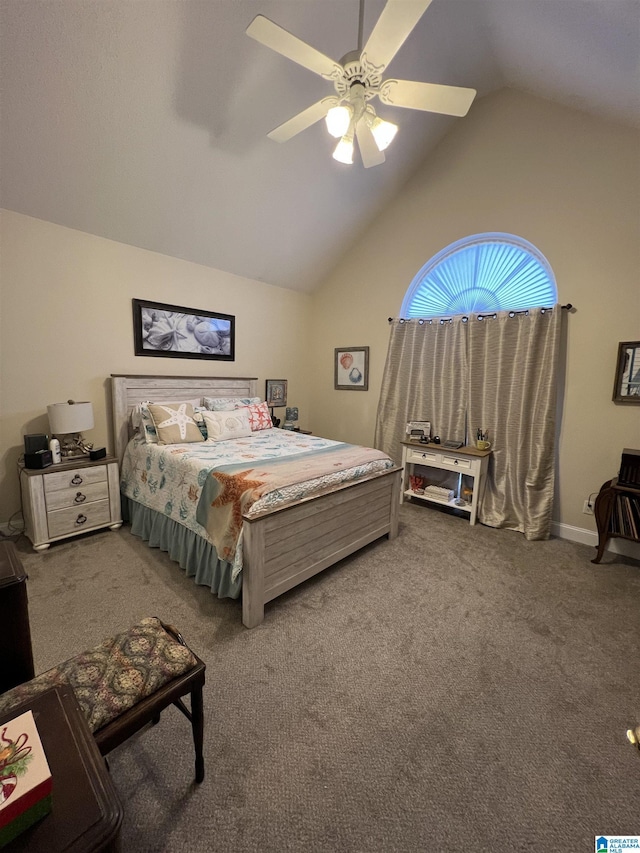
[203, 396, 261, 411]
[202, 409, 252, 442]
[131, 398, 202, 443]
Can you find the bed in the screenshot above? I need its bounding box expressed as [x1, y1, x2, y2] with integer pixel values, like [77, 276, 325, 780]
[111, 374, 401, 628]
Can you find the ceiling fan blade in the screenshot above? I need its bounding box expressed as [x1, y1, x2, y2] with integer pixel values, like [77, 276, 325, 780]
[246, 15, 342, 79]
[379, 79, 476, 116]
[267, 97, 338, 143]
[355, 120, 385, 168]
[362, 0, 433, 72]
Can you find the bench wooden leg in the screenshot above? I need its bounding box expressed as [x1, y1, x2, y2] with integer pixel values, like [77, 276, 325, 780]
[191, 683, 204, 783]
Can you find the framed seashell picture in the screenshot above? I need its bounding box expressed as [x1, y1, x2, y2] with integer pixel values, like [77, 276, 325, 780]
[334, 346, 369, 391]
[132, 299, 235, 361]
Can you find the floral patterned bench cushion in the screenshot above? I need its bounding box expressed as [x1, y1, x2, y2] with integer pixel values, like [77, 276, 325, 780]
[0, 617, 198, 733]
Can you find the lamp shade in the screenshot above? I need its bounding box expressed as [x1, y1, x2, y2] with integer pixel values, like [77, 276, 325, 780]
[47, 401, 94, 434]
[369, 116, 398, 151]
[333, 135, 354, 164]
[325, 105, 352, 138]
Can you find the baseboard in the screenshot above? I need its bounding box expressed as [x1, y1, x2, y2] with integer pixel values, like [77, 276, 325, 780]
[551, 521, 640, 561]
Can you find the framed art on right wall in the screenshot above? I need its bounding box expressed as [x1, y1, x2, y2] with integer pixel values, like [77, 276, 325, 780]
[335, 347, 369, 391]
[613, 341, 640, 403]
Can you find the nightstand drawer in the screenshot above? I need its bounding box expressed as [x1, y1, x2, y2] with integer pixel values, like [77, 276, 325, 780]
[47, 500, 112, 539]
[45, 481, 109, 511]
[44, 465, 108, 494]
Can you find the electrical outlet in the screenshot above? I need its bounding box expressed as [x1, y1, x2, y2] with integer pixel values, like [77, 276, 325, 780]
[583, 499, 594, 515]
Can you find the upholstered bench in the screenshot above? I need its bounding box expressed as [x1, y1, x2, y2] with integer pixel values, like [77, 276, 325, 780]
[0, 617, 206, 782]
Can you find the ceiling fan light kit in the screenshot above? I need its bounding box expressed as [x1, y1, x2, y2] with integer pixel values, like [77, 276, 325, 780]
[333, 133, 355, 165]
[246, 0, 476, 169]
[367, 111, 398, 151]
[325, 105, 352, 139]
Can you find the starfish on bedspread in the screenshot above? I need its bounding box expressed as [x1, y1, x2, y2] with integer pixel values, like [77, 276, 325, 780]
[210, 469, 265, 537]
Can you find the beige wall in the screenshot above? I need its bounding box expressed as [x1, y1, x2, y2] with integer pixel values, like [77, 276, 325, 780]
[0, 211, 312, 523]
[308, 89, 640, 534]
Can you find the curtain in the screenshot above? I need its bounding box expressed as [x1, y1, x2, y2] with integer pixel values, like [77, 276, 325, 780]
[374, 318, 467, 464]
[467, 307, 562, 539]
[376, 308, 562, 538]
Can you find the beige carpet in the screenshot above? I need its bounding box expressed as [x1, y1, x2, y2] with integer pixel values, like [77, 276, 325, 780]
[11, 502, 640, 852]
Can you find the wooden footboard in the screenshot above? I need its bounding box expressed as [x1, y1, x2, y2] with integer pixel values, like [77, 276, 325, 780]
[241, 466, 401, 628]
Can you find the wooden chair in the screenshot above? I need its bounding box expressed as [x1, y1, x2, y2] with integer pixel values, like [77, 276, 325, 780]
[0, 617, 206, 783]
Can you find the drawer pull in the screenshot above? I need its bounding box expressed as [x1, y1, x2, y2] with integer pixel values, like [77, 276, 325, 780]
[71, 474, 83, 485]
[75, 514, 88, 526]
[74, 492, 87, 503]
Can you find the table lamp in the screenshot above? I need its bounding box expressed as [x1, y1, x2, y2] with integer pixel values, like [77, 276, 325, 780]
[47, 400, 94, 457]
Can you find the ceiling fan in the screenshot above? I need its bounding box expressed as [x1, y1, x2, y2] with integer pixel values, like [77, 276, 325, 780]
[246, 0, 476, 168]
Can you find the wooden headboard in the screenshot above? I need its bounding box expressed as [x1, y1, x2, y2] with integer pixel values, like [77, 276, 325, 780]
[110, 374, 258, 463]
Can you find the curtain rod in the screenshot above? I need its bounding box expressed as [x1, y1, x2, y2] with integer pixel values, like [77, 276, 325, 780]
[388, 304, 573, 323]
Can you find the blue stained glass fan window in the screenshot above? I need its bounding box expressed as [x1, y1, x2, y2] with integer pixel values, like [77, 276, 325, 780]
[401, 233, 557, 318]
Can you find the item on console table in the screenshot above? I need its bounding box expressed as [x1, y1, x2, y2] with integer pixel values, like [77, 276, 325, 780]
[422, 485, 455, 501]
[0, 710, 52, 848]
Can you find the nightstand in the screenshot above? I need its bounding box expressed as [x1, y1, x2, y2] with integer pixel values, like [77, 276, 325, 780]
[20, 456, 122, 551]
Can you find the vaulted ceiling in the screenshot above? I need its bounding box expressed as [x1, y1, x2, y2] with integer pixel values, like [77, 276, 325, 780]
[1, 0, 638, 292]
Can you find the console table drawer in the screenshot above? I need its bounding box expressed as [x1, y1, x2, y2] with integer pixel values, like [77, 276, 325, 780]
[45, 481, 109, 511]
[441, 455, 472, 471]
[44, 466, 107, 494]
[47, 500, 112, 539]
[407, 449, 439, 464]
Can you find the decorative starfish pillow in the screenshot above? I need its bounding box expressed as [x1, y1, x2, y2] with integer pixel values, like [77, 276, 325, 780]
[132, 398, 202, 443]
[237, 401, 273, 431]
[147, 402, 204, 444]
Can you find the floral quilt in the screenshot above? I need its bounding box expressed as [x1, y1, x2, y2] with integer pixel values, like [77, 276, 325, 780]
[120, 430, 393, 578]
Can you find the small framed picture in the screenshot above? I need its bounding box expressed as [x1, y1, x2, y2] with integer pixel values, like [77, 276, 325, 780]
[613, 341, 640, 403]
[334, 347, 369, 391]
[265, 379, 288, 407]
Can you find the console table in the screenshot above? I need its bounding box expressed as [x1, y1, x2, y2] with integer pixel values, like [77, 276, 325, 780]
[400, 441, 491, 526]
[592, 477, 640, 564]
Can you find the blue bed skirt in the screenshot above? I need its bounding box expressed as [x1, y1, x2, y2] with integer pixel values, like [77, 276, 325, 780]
[121, 495, 242, 599]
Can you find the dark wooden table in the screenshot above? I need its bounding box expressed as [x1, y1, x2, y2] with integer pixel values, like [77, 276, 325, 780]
[0, 541, 35, 693]
[1, 686, 123, 852]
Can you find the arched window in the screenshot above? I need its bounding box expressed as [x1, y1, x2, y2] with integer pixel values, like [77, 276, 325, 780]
[400, 233, 557, 318]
